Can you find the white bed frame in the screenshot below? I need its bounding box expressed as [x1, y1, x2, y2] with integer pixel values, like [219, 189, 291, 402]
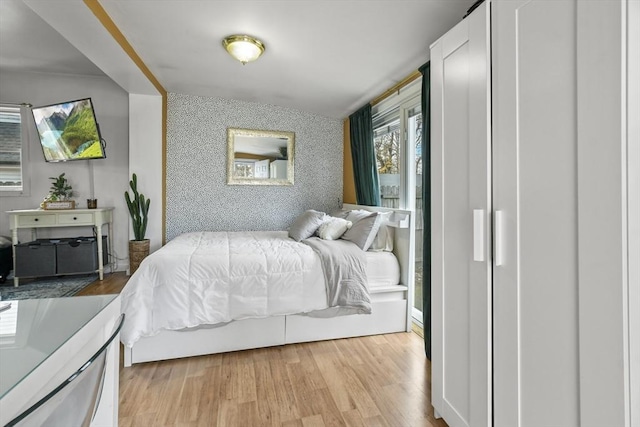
[123, 205, 415, 367]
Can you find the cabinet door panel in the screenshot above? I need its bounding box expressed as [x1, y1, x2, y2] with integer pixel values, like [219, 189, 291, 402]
[492, 1, 580, 426]
[431, 2, 491, 427]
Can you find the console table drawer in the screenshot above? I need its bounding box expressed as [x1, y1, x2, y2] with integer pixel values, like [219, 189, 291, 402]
[18, 215, 56, 226]
[57, 213, 94, 225]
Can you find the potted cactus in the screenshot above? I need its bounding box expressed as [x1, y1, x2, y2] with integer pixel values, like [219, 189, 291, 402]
[125, 173, 150, 275]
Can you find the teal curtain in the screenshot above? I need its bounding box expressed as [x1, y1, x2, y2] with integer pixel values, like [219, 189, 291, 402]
[419, 61, 431, 359]
[349, 104, 380, 206]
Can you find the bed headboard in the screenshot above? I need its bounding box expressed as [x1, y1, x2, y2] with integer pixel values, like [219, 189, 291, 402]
[342, 204, 415, 316]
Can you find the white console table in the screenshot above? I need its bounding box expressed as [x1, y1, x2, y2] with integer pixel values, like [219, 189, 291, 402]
[7, 208, 114, 287]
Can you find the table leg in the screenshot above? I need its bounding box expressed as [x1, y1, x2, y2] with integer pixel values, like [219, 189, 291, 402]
[108, 219, 114, 272]
[11, 229, 18, 287]
[97, 225, 104, 281]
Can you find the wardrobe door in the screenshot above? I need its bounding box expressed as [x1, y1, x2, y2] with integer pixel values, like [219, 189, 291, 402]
[431, 2, 491, 427]
[492, 1, 580, 426]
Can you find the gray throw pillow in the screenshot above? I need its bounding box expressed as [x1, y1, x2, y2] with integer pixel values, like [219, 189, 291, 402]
[345, 209, 374, 223]
[330, 209, 350, 219]
[341, 212, 382, 251]
[288, 210, 326, 241]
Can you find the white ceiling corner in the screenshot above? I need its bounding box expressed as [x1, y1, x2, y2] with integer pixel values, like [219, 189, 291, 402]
[2, 0, 476, 119]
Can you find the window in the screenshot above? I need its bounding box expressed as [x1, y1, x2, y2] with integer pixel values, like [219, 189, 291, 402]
[0, 105, 25, 193]
[234, 160, 255, 178]
[371, 79, 424, 324]
[373, 110, 401, 208]
[0, 301, 18, 345]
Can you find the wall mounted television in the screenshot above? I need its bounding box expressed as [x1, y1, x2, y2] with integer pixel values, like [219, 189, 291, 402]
[32, 98, 106, 162]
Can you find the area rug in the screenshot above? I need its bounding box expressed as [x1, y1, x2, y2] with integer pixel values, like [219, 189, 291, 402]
[0, 274, 98, 300]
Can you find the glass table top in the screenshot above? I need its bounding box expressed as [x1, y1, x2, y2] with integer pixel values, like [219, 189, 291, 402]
[0, 294, 118, 399]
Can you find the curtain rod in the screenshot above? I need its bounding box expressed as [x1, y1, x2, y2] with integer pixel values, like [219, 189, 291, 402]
[370, 70, 422, 107]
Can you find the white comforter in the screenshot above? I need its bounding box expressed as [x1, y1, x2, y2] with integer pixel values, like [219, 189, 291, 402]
[120, 231, 327, 346]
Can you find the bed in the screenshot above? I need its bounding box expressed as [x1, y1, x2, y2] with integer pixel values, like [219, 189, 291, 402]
[121, 204, 414, 366]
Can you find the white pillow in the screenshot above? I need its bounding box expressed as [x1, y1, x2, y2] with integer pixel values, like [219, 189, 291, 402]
[317, 217, 352, 240]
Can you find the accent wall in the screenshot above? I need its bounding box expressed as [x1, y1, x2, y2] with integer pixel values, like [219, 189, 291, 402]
[166, 93, 343, 239]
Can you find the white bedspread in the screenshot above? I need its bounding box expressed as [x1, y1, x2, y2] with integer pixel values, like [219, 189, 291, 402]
[120, 231, 327, 346]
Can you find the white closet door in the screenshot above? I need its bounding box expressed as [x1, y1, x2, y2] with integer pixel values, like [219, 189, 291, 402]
[492, 1, 581, 426]
[431, 2, 491, 427]
[254, 159, 269, 178]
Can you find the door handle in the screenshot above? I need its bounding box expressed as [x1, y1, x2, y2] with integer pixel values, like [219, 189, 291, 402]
[473, 209, 485, 262]
[495, 210, 504, 266]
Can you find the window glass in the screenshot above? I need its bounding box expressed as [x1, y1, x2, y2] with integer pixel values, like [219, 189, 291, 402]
[408, 106, 424, 315]
[233, 160, 255, 178]
[373, 108, 400, 208]
[0, 105, 24, 192]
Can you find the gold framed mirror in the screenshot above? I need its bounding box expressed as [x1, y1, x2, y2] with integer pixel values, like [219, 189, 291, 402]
[227, 128, 295, 186]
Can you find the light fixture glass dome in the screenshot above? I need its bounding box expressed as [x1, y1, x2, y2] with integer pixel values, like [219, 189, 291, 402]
[222, 35, 265, 64]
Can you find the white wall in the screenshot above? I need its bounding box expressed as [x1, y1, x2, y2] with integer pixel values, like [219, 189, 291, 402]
[0, 71, 130, 271]
[128, 94, 163, 253]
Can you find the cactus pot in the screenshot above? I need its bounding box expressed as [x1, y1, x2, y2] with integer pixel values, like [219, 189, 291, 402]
[128, 239, 150, 275]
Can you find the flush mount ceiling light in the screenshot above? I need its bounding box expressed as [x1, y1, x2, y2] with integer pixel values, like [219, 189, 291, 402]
[222, 34, 265, 65]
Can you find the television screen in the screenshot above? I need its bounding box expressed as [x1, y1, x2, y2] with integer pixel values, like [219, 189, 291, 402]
[32, 98, 106, 162]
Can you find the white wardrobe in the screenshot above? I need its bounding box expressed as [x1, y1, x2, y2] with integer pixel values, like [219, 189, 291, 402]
[431, 1, 638, 427]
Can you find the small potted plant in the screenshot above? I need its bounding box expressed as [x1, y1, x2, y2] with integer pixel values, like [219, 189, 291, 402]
[125, 173, 150, 275]
[42, 173, 75, 209]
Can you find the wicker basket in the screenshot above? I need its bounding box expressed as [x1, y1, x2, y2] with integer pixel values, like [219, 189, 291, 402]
[129, 239, 150, 275]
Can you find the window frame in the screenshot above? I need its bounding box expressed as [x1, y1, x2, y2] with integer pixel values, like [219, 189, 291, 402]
[371, 79, 424, 325]
[0, 104, 30, 197]
[371, 80, 421, 210]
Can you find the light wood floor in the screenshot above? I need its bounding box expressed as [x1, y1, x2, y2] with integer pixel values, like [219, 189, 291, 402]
[75, 271, 129, 296]
[81, 273, 447, 427]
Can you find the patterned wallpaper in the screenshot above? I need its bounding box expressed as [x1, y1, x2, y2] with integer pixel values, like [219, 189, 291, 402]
[166, 92, 343, 240]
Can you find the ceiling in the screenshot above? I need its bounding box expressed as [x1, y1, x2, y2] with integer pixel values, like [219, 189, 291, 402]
[0, 0, 475, 119]
[0, 0, 105, 77]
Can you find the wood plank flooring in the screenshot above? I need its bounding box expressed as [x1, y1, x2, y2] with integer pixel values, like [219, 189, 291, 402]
[75, 271, 129, 296]
[81, 273, 447, 427]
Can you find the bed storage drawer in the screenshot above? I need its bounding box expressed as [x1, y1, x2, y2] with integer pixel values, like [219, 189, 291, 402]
[285, 299, 408, 344]
[370, 284, 408, 302]
[128, 316, 286, 365]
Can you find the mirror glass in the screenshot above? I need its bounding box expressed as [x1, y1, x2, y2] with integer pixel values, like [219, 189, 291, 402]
[227, 128, 295, 186]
